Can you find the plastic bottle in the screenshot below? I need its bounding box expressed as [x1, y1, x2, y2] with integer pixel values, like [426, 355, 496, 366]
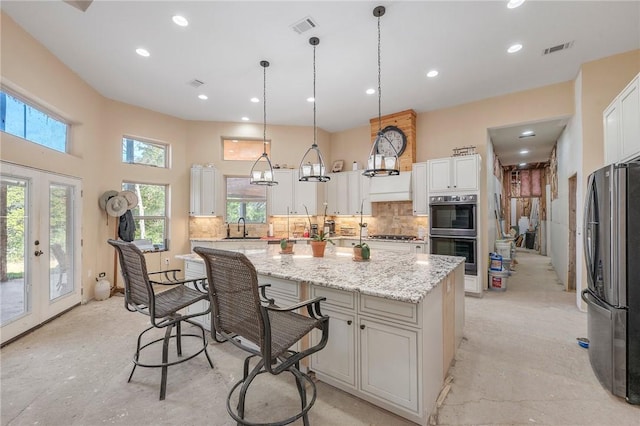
[304, 227, 310, 238]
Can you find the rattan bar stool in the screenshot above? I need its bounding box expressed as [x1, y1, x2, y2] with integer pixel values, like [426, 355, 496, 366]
[108, 239, 213, 400]
[194, 247, 329, 426]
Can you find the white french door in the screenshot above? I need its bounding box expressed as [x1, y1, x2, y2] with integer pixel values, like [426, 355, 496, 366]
[1, 162, 82, 345]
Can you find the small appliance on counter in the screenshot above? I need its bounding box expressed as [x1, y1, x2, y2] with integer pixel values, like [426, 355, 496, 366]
[325, 220, 336, 235]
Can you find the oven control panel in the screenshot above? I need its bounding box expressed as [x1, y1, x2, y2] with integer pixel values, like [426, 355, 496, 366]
[429, 194, 477, 204]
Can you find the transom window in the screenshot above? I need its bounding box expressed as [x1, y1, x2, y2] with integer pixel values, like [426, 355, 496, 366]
[226, 177, 266, 223]
[222, 138, 270, 161]
[0, 90, 68, 153]
[121, 182, 168, 250]
[122, 137, 168, 168]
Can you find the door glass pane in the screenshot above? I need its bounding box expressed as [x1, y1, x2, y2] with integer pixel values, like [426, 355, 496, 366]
[0, 176, 28, 325]
[49, 183, 73, 300]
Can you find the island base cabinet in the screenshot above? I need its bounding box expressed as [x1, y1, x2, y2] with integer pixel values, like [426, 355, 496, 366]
[310, 308, 357, 388]
[359, 318, 419, 413]
[183, 260, 211, 330]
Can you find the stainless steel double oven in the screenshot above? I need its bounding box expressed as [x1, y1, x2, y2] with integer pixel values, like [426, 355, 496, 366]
[429, 194, 477, 275]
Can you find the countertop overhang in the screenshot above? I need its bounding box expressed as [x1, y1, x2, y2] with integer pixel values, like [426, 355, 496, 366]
[178, 245, 463, 304]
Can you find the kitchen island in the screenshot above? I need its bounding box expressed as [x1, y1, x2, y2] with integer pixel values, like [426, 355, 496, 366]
[178, 245, 464, 425]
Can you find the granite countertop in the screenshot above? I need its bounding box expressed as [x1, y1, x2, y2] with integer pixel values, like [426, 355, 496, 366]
[178, 245, 463, 304]
[190, 236, 429, 245]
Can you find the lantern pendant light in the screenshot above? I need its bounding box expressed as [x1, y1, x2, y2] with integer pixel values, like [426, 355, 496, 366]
[249, 60, 278, 186]
[363, 5, 400, 178]
[298, 37, 330, 183]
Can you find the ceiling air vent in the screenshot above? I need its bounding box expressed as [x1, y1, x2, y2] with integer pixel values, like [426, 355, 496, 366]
[187, 79, 205, 88]
[543, 41, 574, 55]
[291, 16, 318, 34]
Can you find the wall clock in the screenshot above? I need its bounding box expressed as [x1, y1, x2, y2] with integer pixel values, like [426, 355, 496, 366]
[376, 125, 407, 157]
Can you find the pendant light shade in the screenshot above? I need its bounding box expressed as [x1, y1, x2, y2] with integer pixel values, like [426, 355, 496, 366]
[250, 60, 278, 186]
[299, 37, 330, 183]
[363, 6, 400, 178]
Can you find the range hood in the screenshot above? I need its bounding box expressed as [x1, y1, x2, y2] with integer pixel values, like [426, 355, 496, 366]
[368, 171, 412, 202]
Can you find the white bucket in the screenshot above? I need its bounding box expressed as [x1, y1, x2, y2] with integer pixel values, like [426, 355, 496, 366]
[489, 270, 509, 291]
[495, 240, 512, 260]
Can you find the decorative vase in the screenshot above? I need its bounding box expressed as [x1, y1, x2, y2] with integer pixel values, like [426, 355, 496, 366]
[310, 240, 327, 257]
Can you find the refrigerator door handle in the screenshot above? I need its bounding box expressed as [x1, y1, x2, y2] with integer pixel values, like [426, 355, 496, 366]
[582, 290, 613, 319]
[583, 175, 599, 286]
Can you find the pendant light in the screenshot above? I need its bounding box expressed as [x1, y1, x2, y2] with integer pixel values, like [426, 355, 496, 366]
[363, 5, 400, 178]
[249, 60, 278, 186]
[298, 37, 330, 183]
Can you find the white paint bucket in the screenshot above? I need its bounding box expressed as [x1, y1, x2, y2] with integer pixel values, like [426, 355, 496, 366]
[495, 240, 512, 260]
[489, 270, 509, 291]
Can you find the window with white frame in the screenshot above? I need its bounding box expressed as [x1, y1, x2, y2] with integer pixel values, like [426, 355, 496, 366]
[121, 182, 168, 250]
[226, 177, 266, 223]
[122, 137, 168, 168]
[0, 90, 68, 153]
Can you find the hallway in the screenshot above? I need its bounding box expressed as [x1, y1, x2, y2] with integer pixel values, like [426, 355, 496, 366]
[438, 250, 639, 425]
[1, 251, 639, 425]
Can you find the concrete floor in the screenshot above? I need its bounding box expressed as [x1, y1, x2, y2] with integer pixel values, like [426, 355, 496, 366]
[1, 250, 639, 425]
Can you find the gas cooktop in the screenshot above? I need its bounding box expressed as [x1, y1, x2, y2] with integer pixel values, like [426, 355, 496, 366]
[368, 235, 417, 241]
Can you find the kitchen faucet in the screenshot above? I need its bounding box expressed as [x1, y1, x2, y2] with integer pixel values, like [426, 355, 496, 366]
[237, 217, 247, 238]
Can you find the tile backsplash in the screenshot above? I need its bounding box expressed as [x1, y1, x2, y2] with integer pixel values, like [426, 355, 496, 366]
[189, 201, 428, 239]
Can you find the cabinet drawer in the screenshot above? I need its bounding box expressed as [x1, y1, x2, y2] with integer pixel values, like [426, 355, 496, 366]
[184, 260, 205, 278]
[258, 275, 299, 299]
[359, 294, 418, 326]
[311, 286, 355, 310]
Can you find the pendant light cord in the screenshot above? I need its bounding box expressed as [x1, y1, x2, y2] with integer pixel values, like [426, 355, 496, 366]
[377, 14, 382, 132]
[313, 43, 317, 147]
[263, 64, 267, 154]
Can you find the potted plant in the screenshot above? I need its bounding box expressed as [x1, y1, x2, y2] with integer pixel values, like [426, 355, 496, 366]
[280, 207, 294, 254]
[306, 203, 334, 257]
[353, 200, 370, 261]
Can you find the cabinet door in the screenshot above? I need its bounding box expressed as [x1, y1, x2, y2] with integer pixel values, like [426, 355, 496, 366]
[452, 155, 478, 191]
[200, 168, 217, 215]
[359, 318, 419, 412]
[604, 103, 620, 165]
[269, 170, 293, 215]
[326, 173, 338, 214]
[359, 174, 372, 215]
[189, 167, 201, 215]
[428, 158, 451, 192]
[347, 171, 361, 215]
[464, 275, 481, 294]
[412, 162, 428, 215]
[294, 170, 318, 215]
[310, 308, 357, 388]
[327, 173, 348, 215]
[184, 260, 210, 330]
[620, 77, 640, 161]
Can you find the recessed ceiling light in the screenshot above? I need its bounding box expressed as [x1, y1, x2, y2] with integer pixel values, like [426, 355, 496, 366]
[426, 70, 439, 78]
[519, 162, 527, 166]
[521, 130, 534, 136]
[366, 88, 375, 95]
[241, 117, 249, 121]
[250, 97, 260, 103]
[507, 43, 523, 54]
[507, 0, 526, 9]
[172, 15, 189, 27]
[520, 149, 529, 154]
[307, 97, 315, 103]
[198, 94, 208, 100]
[135, 48, 150, 57]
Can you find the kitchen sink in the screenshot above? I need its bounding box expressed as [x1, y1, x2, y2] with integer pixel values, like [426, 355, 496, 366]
[222, 237, 262, 240]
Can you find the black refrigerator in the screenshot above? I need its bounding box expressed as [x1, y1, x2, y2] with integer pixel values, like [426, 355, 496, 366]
[582, 160, 640, 404]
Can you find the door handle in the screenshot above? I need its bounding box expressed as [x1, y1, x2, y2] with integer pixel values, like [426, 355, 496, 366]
[347, 320, 352, 325]
[360, 324, 365, 330]
[34, 250, 44, 256]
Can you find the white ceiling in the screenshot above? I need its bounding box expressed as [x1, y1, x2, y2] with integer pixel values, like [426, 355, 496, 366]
[2, 1, 639, 164]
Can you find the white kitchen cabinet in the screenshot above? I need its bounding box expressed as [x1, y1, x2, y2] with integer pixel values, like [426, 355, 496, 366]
[326, 171, 371, 216]
[269, 169, 322, 215]
[464, 274, 482, 296]
[412, 162, 428, 215]
[604, 74, 640, 164]
[428, 154, 479, 193]
[359, 317, 419, 412]
[190, 166, 221, 216]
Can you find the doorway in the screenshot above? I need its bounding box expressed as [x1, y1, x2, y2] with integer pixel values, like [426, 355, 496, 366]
[567, 174, 577, 292]
[1, 163, 82, 345]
